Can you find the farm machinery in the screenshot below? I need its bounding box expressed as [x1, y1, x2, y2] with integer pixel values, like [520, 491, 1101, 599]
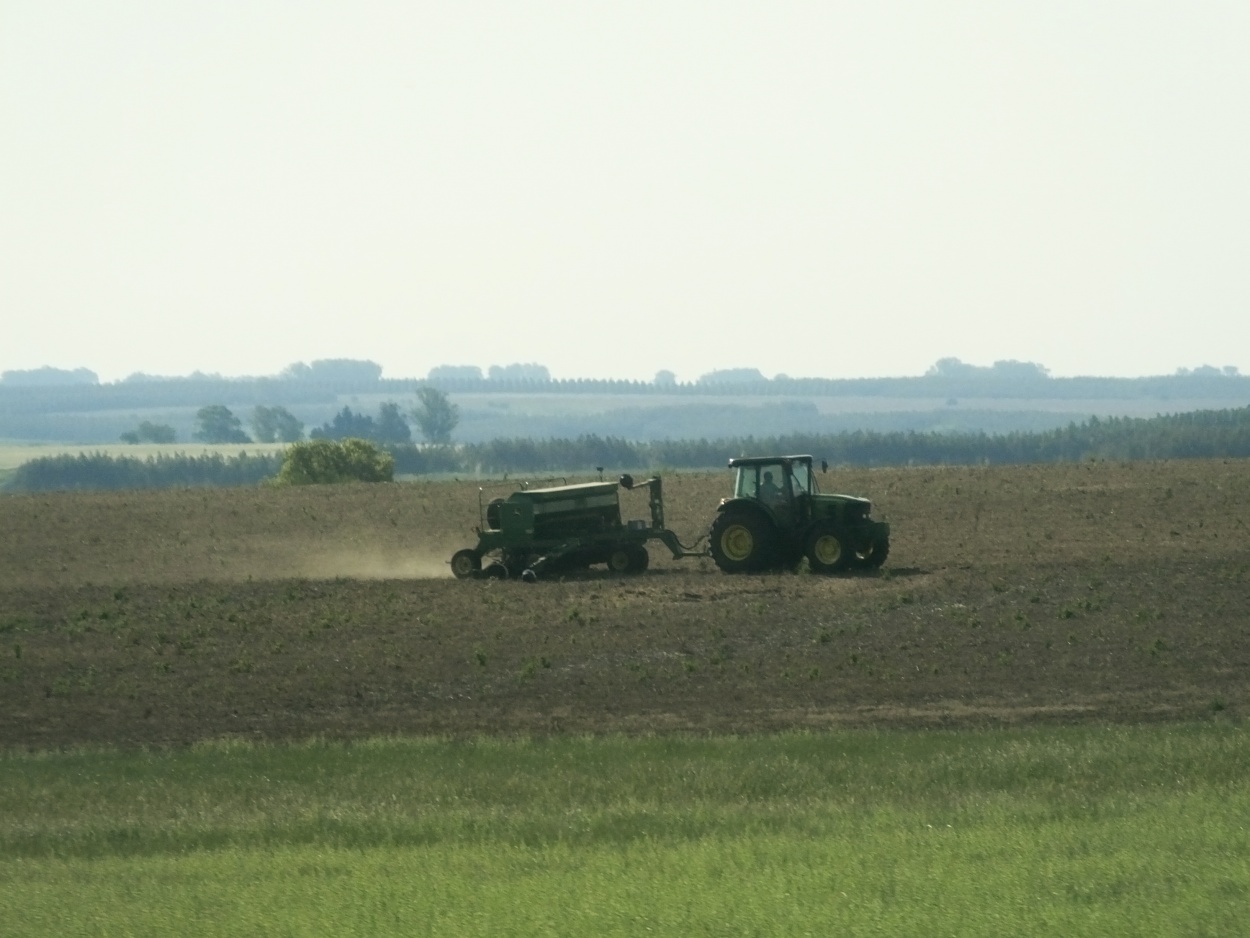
[449, 474, 705, 582]
[448, 454, 890, 581]
[709, 455, 890, 573]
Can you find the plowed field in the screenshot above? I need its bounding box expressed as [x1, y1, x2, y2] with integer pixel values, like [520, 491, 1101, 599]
[2, 461, 1248, 748]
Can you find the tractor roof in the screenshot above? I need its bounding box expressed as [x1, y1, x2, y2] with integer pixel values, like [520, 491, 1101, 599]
[727, 455, 813, 468]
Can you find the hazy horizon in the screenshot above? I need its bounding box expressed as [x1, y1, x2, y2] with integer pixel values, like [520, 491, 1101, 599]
[3, 355, 1246, 386]
[4, 3, 1248, 384]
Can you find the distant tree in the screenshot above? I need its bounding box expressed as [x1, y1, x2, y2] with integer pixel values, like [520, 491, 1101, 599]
[251, 405, 304, 443]
[121, 421, 177, 445]
[654, 369, 678, 388]
[308, 403, 410, 443]
[696, 368, 767, 386]
[194, 405, 251, 443]
[310, 407, 375, 441]
[990, 360, 1050, 380]
[375, 401, 412, 444]
[250, 413, 276, 443]
[273, 439, 394, 485]
[273, 408, 306, 442]
[1, 366, 98, 386]
[925, 357, 980, 378]
[428, 365, 484, 382]
[924, 358, 1052, 383]
[279, 362, 313, 380]
[487, 363, 550, 383]
[281, 359, 383, 383]
[411, 386, 460, 444]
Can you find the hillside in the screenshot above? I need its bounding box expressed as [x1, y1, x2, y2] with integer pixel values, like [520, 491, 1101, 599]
[4, 363, 1250, 444]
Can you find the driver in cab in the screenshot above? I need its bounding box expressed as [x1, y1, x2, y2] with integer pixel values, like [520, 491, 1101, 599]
[759, 470, 786, 504]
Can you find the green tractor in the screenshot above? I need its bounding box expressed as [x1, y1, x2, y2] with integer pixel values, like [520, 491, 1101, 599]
[709, 455, 890, 574]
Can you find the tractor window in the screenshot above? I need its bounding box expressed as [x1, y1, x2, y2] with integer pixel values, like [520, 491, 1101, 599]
[789, 461, 812, 497]
[735, 467, 759, 499]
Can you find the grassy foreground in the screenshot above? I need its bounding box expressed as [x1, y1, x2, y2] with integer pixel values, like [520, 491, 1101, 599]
[3, 724, 1248, 937]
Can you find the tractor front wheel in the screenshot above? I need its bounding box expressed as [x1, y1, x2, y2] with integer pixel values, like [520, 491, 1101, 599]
[450, 549, 482, 580]
[806, 524, 850, 574]
[854, 537, 890, 570]
[710, 512, 775, 573]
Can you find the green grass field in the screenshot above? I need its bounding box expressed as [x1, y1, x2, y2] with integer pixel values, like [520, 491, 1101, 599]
[3, 724, 1247, 936]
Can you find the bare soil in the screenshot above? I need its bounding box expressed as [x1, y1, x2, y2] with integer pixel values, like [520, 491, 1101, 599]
[2, 461, 1248, 748]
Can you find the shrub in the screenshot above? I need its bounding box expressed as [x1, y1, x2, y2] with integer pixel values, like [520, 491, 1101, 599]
[273, 438, 394, 485]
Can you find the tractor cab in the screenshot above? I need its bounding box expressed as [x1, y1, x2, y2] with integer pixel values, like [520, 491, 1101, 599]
[728, 455, 815, 528]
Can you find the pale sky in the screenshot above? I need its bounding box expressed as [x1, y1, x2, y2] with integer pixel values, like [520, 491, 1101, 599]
[3, 2, 1248, 384]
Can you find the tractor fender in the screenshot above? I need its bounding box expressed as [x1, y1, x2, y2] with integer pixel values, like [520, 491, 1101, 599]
[714, 497, 780, 530]
[720, 495, 775, 525]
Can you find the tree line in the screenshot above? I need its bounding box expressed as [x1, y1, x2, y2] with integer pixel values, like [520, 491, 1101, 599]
[114, 391, 461, 447]
[6, 406, 1250, 492]
[6, 451, 285, 492]
[442, 406, 1250, 474]
[5, 356, 1250, 417]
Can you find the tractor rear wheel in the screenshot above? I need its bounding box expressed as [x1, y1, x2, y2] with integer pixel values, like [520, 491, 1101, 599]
[450, 549, 481, 580]
[710, 511, 776, 573]
[806, 524, 850, 574]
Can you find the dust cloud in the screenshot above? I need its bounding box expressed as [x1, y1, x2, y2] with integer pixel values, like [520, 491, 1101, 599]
[293, 549, 455, 581]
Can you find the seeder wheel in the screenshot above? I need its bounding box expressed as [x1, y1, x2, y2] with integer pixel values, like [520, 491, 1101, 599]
[450, 549, 481, 579]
